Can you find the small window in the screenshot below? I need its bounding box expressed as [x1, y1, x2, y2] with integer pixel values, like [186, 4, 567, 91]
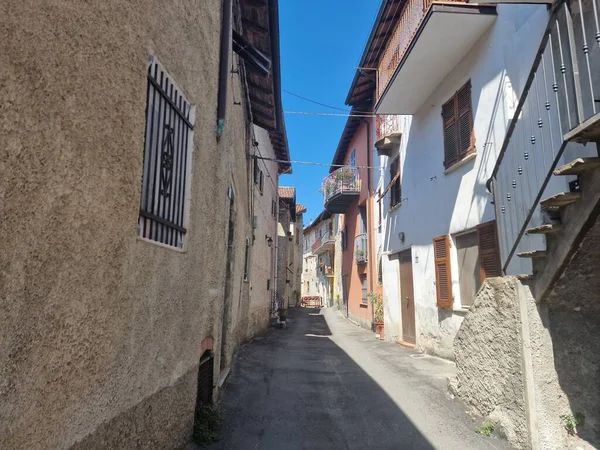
[360, 275, 368, 304]
[350, 148, 356, 167]
[138, 58, 193, 248]
[296, 230, 299, 245]
[271, 199, 277, 217]
[243, 237, 250, 281]
[442, 80, 474, 169]
[377, 193, 382, 229]
[455, 232, 481, 308]
[390, 155, 401, 207]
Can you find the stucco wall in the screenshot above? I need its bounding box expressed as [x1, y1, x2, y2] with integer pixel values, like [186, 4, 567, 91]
[0, 1, 257, 448]
[246, 125, 279, 338]
[380, 4, 549, 358]
[276, 202, 291, 306]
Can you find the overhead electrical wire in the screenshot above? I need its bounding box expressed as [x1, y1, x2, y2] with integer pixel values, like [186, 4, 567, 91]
[254, 155, 382, 170]
[282, 89, 350, 112]
[284, 110, 377, 118]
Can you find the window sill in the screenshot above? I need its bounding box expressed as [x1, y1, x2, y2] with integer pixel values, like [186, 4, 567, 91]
[453, 306, 471, 314]
[136, 236, 186, 253]
[389, 202, 402, 214]
[359, 303, 369, 308]
[444, 152, 477, 175]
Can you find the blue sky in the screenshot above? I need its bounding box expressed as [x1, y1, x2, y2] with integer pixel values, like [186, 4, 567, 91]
[278, 0, 381, 226]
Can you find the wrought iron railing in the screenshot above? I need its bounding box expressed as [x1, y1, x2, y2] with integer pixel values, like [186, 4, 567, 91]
[377, 0, 463, 102]
[321, 167, 361, 205]
[376, 114, 401, 141]
[355, 233, 368, 264]
[489, 0, 600, 273]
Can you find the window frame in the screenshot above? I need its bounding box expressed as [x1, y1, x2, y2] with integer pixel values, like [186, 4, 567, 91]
[442, 80, 475, 170]
[389, 155, 401, 208]
[360, 274, 368, 305]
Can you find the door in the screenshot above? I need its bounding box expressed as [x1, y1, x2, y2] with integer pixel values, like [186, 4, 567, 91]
[399, 249, 416, 344]
[342, 274, 349, 317]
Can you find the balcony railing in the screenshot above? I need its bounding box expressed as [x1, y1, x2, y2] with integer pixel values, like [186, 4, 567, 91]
[489, 0, 600, 273]
[311, 237, 322, 253]
[376, 114, 401, 141]
[354, 233, 368, 265]
[322, 167, 361, 211]
[377, 0, 463, 103]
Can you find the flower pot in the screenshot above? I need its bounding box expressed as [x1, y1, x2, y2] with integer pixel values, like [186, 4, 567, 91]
[375, 322, 384, 340]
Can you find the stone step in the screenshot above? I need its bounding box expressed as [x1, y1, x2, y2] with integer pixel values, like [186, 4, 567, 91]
[526, 224, 562, 235]
[554, 157, 600, 176]
[563, 111, 600, 143]
[517, 250, 548, 259]
[540, 192, 581, 209]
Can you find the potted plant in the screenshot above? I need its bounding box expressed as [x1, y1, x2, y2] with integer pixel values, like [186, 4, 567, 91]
[368, 292, 384, 339]
[355, 249, 366, 263]
[335, 168, 355, 185]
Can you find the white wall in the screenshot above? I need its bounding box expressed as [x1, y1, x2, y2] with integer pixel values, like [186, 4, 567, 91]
[380, 4, 550, 357]
[301, 219, 334, 305]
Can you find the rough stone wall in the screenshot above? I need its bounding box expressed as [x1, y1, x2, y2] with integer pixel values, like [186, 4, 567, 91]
[544, 213, 600, 449]
[0, 1, 254, 448]
[454, 277, 528, 448]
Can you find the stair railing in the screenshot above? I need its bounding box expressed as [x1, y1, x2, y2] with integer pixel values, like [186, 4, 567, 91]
[488, 0, 600, 273]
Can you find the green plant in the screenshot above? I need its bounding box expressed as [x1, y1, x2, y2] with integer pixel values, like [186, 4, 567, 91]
[193, 404, 222, 446]
[476, 421, 494, 436]
[368, 292, 383, 323]
[335, 293, 342, 310]
[334, 168, 355, 184]
[565, 412, 585, 435]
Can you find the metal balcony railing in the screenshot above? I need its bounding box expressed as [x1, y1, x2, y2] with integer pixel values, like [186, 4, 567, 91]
[321, 167, 361, 205]
[377, 0, 464, 103]
[489, 0, 600, 273]
[376, 114, 401, 141]
[311, 237, 322, 253]
[354, 233, 368, 265]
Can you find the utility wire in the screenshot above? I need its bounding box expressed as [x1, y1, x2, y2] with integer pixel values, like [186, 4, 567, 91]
[282, 89, 350, 112]
[284, 110, 377, 118]
[254, 155, 382, 170]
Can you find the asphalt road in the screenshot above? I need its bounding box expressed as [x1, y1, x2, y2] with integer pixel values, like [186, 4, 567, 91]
[204, 307, 512, 450]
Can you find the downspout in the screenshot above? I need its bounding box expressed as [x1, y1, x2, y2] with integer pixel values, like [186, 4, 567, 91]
[216, 0, 233, 138]
[363, 117, 375, 328]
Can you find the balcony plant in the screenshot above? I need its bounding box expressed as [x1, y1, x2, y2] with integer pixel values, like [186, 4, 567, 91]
[334, 168, 355, 185]
[355, 249, 366, 263]
[368, 292, 384, 340]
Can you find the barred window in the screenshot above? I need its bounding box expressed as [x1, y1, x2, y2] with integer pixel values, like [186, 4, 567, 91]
[138, 58, 194, 248]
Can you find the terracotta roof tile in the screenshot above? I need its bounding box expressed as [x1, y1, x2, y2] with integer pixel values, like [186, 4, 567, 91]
[296, 204, 307, 214]
[279, 186, 295, 199]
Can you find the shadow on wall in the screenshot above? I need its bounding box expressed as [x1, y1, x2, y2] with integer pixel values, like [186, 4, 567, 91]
[546, 214, 600, 448]
[207, 307, 436, 450]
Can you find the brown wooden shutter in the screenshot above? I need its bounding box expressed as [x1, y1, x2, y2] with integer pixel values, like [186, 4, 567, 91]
[477, 220, 502, 280]
[433, 235, 453, 308]
[457, 81, 473, 158]
[442, 97, 458, 168]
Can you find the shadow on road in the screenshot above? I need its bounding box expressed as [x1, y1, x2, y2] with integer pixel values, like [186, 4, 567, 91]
[205, 307, 435, 450]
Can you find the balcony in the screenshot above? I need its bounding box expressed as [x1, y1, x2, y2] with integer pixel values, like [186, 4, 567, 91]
[375, 115, 402, 157]
[321, 167, 361, 213]
[354, 233, 368, 265]
[312, 230, 335, 255]
[375, 0, 496, 114]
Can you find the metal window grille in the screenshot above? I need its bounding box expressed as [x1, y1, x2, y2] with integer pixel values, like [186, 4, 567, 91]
[138, 58, 193, 248]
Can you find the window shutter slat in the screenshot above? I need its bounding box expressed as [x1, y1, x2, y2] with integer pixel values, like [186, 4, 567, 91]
[442, 97, 455, 122]
[477, 220, 502, 279]
[433, 235, 453, 308]
[444, 122, 458, 167]
[458, 111, 472, 156]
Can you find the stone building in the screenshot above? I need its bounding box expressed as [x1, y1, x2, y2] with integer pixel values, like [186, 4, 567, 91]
[302, 210, 336, 307]
[0, 1, 291, 448]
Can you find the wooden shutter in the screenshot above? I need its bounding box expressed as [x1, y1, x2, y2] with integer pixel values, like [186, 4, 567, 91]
[477, 220, 502, 280]
[442, 97, 458, 168]
[457, 81, 473, 158]
[442, 80, 474, 168]
[433, 235, 453, 308]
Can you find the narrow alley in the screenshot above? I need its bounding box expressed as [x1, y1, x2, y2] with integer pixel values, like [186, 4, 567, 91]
[204, 308, 511, 450]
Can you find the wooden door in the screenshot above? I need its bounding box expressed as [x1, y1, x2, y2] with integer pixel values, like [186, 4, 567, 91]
[399, 249, 416, 344]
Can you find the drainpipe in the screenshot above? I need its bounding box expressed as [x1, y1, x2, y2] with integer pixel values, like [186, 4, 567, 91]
[362, 117, 375, 328]
[216, 0, 233, 138]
